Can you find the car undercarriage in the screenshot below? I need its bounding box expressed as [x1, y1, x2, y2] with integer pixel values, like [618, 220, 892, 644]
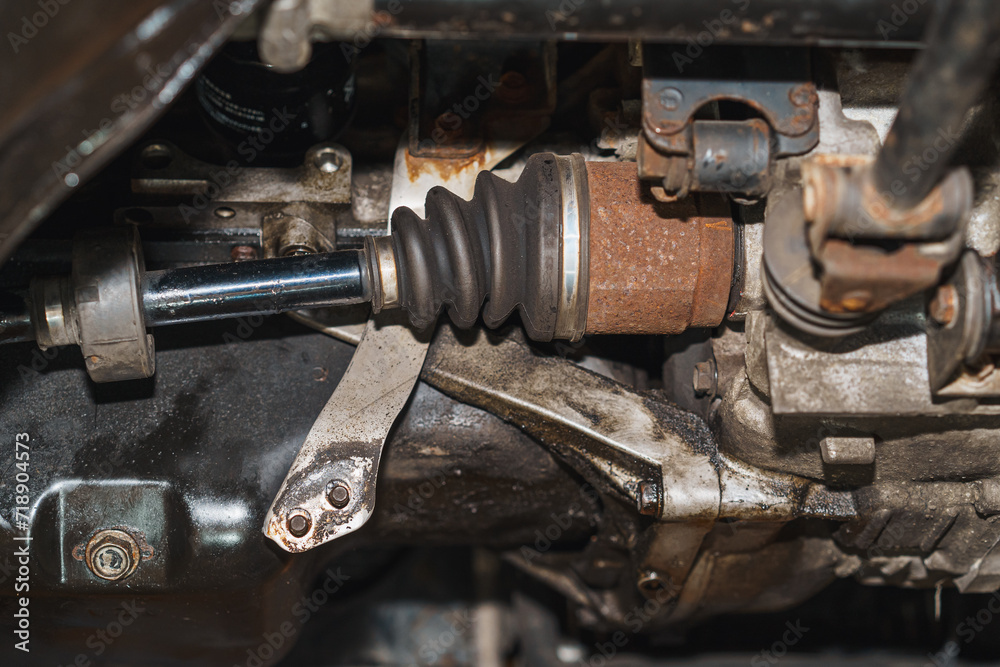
[3, 1, 1000, 665]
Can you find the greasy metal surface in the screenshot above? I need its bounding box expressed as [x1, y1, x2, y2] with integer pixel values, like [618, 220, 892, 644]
[585, 161, 735, 335]
[0, 316, 598, 665]
[762, 307, 1000, 416]
[422, 325, 722, 521]
[132, 142, 352, 206]
[265, 310, 430, 552]
[0, 0, 261, 265]
[126, 142, 353, 267]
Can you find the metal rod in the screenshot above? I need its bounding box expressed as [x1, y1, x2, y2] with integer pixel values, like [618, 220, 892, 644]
[372, 0, 931, 45]
[873, 0, 1000, 209]
[0, 303, 32, 343]
[141, 250, 372, 327]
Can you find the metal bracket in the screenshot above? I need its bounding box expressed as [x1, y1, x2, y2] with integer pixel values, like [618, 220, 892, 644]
[264, 310, 430, 552]
[638, 45, 819, 200]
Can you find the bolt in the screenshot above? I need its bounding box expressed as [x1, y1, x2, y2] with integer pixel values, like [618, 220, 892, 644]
[230, 245, 258, 262]
[659, 87, 683, 112]
[85, 529, 139, 581]
[692, 360, 717, 398]
[327, 480, 351, 508]
[840, 290, 874, 313]
[287, 509, 312, 537]
[789, 84, 816, 108]
[930, 285, 958, 326]
[636, 481, 659, 516]
[497, 71, 530, 104]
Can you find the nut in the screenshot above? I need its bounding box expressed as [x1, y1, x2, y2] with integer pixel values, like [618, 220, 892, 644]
[287, 509, 312, 537]
[327, 480, 351, 509]
[85, 529, 141, 581]
[636, 482, 659, 517]
[692, 360, 717, 398]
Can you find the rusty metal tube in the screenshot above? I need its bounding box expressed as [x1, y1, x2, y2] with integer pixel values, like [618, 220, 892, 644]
[585, 162, 735, 335]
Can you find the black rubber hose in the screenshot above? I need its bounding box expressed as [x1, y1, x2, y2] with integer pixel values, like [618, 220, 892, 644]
[390, 153, 564, 341]
[873, 0, 1000, 209]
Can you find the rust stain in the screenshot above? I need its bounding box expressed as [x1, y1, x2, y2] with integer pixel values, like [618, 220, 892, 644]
[404, 150, 489, 183]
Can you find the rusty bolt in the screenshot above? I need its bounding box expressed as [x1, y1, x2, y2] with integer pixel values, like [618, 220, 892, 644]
[692, 360, 717, 398]
[840, 290, 874, 313]
[930, 285, 958, 326]
[85, 529, 140, 581]
[636, 482, 659, 517]
[789, 84, 816, 108]
[230, 245, 258, 262]
[287, 509, 312, 537]
[659, 87, 684, 112]
[327, 480, 351, 509]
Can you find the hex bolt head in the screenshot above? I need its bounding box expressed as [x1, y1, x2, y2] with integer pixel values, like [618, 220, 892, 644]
[327, 480, 351, 509]
[692, 360, 717, 398]
[287, 509, 312, 538]
[85, 529, 140, 581]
